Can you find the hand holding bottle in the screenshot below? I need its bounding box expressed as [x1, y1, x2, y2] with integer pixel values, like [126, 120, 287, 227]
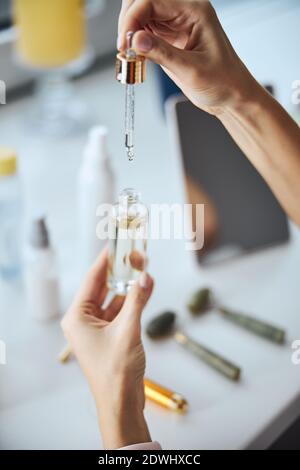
[61, 247, 154, 449]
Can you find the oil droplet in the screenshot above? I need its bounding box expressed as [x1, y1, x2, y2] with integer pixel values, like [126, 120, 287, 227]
[127, 147, 134, 161]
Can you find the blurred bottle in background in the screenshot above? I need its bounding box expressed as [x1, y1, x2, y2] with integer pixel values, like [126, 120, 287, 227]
[13, 0, 91, 136]
[0, 147, 22, 282]
[14, 0, 86, 68]
[23, 216, 60, 321]
[78, 126, 115, 274]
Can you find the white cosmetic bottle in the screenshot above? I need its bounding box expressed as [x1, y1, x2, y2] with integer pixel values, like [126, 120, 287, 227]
[24, 217, 60, 321]
[78, 126, 115, 273]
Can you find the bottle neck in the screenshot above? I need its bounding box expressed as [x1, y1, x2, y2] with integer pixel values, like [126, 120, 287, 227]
[118, 188, 140, 206]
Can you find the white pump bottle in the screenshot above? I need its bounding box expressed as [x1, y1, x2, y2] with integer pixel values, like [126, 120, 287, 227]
[78, 126, 115, 274]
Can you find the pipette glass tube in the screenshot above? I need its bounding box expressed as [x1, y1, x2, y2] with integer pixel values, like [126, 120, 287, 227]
[115, 32, 146, 161]
[125, 32, 136, 161]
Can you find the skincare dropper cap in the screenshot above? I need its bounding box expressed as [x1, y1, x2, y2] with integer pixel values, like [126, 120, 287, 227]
[116, 32, 146, 85]
[29, 217, 50, 249]
[116, 52, 146, 84]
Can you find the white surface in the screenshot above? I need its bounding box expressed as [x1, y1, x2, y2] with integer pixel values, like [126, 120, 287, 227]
[1, 1, 300, 450]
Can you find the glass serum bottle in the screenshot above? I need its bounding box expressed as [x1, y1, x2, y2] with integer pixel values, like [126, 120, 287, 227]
[108, 188, 148, 295]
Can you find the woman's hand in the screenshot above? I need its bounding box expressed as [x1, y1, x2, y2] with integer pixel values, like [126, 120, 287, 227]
[118, 0, 256, 115]
[61, 248, 154, 449]
[119, 0, 300, 227]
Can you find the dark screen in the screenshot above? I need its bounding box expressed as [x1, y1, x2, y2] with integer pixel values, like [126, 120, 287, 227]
[175, 98, 289, 263]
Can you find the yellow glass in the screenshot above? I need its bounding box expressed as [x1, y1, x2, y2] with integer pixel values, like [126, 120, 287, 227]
[14, 0, 86, 68]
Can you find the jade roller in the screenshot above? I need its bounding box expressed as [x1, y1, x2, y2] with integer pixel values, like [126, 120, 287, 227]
[188, 288, 286, 344]
[146, 312, 241, 381]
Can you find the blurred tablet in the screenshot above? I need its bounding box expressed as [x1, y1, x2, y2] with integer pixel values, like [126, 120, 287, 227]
[166, 95, 289, 265]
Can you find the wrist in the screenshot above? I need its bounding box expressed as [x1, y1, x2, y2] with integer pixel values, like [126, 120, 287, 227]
[216, 60, 266, 118]
[98, 406, 150, 449]
[219, 83, 273, 138]
[93, 375, 151, 449]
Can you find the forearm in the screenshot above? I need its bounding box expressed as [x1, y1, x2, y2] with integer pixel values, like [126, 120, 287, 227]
[97, 407, 151, 450]
[94, 379, 151, 450]
[219, 76, 300, 226]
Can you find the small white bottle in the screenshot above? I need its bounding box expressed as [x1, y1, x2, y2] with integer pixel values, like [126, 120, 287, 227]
[0, 147, 22, 281]
[24, 217, 60, 321]
[78, 126, 115, 273]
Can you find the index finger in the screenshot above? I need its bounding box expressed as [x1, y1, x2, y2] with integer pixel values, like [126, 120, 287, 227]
[118, 0, 135, 34]
[73, 246, 109, 306]
[118, 0, 153, 50]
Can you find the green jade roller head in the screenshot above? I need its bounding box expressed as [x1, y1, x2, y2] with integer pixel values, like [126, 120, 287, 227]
[187, 288, 286, 344]
[146, 311, 241, 382]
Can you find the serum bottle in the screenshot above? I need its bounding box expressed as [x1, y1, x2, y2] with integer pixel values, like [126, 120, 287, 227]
[108, 188, 148, 295]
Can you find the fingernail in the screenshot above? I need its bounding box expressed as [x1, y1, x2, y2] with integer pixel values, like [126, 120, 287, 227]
[136, 33, 153, 52]
[139, 272, 150, 289]
[117, 34, 122, 50]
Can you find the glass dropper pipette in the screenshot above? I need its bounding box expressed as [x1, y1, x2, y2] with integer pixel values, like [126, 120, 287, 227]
[125, 32, 136, 161]
[115, 31, 146, 161]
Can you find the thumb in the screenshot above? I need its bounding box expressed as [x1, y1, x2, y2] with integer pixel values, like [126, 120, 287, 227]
[118, 272, 154, 326]
[132, 30, 186, 75]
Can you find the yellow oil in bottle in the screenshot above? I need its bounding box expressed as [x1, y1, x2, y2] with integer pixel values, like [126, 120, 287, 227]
[108, 189, 148, 295]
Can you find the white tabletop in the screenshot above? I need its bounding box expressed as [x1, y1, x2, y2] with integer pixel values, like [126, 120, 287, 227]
[1, 0, 300, 450]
